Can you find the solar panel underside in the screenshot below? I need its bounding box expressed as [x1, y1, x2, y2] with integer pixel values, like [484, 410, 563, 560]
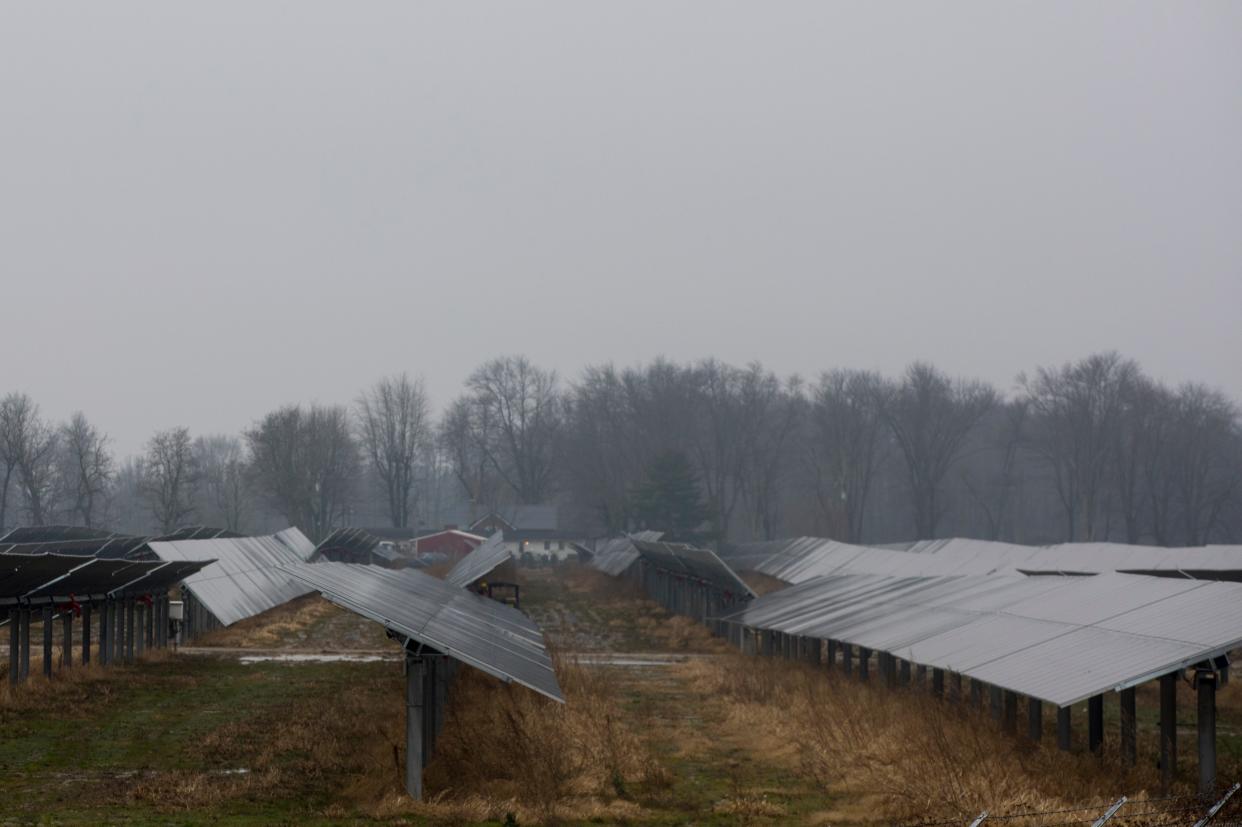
[283, 562, 563, 702]
[722, 571, 1242, 707]
[147, 530, 317, 626]
[0, 554, 214, 604]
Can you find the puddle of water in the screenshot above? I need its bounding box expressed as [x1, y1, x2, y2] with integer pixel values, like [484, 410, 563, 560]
[238, 653, 390, 664]
[574, 657, 686, 668]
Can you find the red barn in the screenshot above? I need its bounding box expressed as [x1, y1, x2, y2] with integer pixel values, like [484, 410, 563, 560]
[414, 529, 486, 562]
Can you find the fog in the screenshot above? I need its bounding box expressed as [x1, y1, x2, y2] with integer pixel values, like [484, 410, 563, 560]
[1, 2, 1239, 458]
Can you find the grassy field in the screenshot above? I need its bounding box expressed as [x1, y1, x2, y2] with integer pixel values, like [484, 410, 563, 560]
[2, 565, 1241, 825]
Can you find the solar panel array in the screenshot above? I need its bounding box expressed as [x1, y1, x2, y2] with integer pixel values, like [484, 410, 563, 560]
[313, 527, 380, 560]
[0, 554, 214, 605]
[283, 561, 563, 702]
[721, 571, 1242, 707]
[147, 529, 317, 626]
[722, 536, 1242, 584]
[632, 540, 756, 599]
[591, 531, 663, 577]
[445, 531, 515, 588]
[0, 525, 248, 560]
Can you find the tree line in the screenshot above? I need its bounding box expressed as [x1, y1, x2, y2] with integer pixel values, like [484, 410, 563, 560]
[1, 352, 1239, 547]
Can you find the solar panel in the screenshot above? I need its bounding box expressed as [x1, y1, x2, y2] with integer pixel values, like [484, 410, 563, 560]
[722, 571, 1242, 706]
[592, 532, 663, 577]
[723, 536, 1242, 584]
[445, 531, 514, 588]
[633, 540, 755, 598]
[147, 530, 317, 626]
[283, 562, 563, 702]
[0, 554, 214, 604]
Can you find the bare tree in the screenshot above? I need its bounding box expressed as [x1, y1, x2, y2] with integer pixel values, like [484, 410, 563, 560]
[807, 370, 887, 544]
[1020, 352, 1139, 542]
[1169, 384, 1241, 545]
[439, 396, 503, 512]
[735, 366, 802, 541]
[0, 394, 23, 531]
[563, 364, 642, 533]
[356, 373, 431, 528]
[0, 393, 60, 526]
[59, 411, 114, 528]
[882, 363, 997, 540]
[193, 434, 250, 533]
[246, 404, 359, 542]
[462, 356, 562, 504]
[142, 427, 199, 533]
[958, 401, 1028, 541]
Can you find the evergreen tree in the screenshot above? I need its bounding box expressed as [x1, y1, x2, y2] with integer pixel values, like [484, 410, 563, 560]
[629, 450, 709, 541]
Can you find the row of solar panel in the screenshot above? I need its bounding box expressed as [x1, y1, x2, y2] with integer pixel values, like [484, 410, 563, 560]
[720, 570, 1242, 707]
[0, 554, 214, 606]
[721, 535, 1242, 584]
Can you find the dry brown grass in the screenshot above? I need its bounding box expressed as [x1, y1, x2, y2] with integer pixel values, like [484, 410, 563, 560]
[122, 663, 409, 816]
[192, 594, 335, 648]
[417, 654, 667, 824]
[0, 645, 173, 712]
[680, 654, 1212, 826]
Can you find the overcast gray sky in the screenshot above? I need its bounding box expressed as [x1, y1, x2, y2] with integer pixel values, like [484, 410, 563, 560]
[2, 2, 1239, 458]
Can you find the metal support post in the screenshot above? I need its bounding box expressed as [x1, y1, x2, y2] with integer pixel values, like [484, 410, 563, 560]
[82, 604, 91, 665]
[970, 678, 983, 707]
[1120, 687, 1136, 767]
[405, 656, 425, 801]
[899, 659, 911, 687]
[1057, 706, 1072, 751]
[42, 605, 53, 678]
[422, 656, 438, 762]
[125, 598, 136, 663]
[19, 608, 30, 681]
[827, 639, 836, 670]
[1160, 672, 1177, 789]
[62, 610, 72, 670]
[7, 607, 18, 684]
[99, 601, 110, 666]
[951, 672, 962, 701]
[990, 685, 1003, 722]
[842, 643, 853, 676]
[932, 668, 944, 698]
[136, 603, 145, 656]
[1197, 668, 1217, 796]
[858, 647, 870, 682]
[1089, 695, 1104, 755]
[1028, 697, 1042, 742]
[146, 598, 155, 649]
[1002, 691, 1017, 734]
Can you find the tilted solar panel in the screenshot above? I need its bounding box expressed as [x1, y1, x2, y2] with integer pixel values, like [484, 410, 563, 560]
[283, 561, 563, 702]
[445, 531, 514, 588]
[147, 530, 317, 626]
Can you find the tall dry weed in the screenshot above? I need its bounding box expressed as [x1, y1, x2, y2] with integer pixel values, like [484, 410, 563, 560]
[423, 653, 662, 822]
[684, 654, 1202, 825]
